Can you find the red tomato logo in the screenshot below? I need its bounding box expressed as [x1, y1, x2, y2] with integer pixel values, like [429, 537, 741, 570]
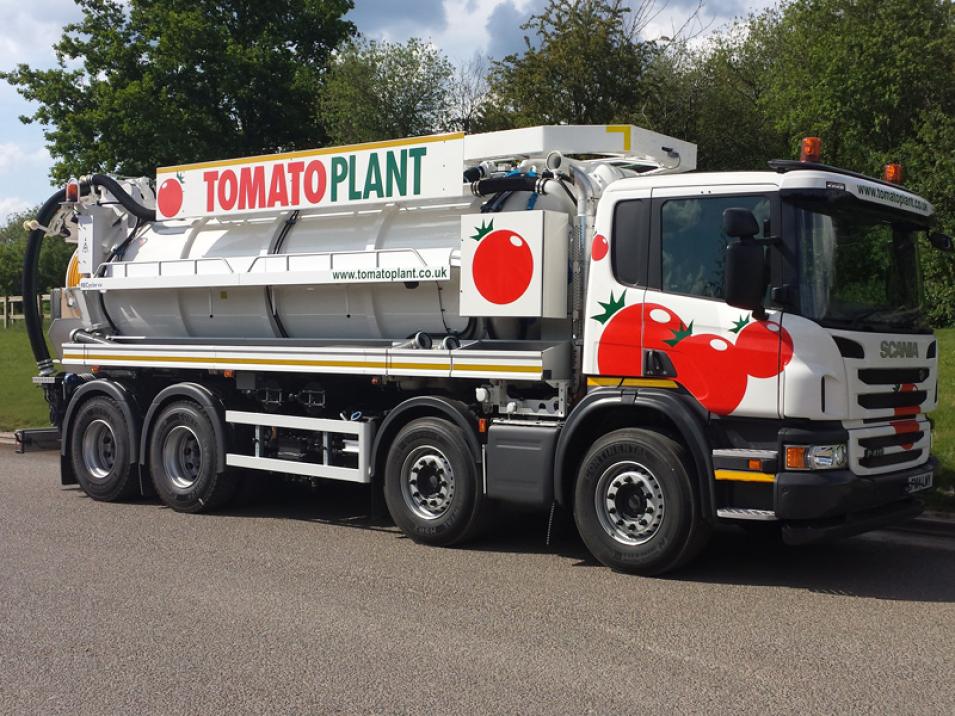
[595, 302, 643, 376]
[642, 303, 685, 349]
[668, 334, 748, 414]
[591, 299, 797, 416]
[470, 220, 534, 304]
[733, 318, 794, 379]
[158, 177, 183, 217]
[592, 234, 608, 261]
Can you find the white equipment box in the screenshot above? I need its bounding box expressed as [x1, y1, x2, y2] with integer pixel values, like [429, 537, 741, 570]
[459, 210, 568, 318]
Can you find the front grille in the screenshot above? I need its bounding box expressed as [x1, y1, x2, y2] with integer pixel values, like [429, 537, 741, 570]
[858, 430, 924, 450]
[858, 367, 929, 385]
[858, 390, 927, 409]
[859, 449, 924, 469]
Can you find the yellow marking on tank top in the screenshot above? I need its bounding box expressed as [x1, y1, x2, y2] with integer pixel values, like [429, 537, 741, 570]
[605, 125, 631, 152]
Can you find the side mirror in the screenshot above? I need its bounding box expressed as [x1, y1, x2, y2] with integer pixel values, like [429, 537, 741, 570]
[723, 208, 767, 316]
[929, 232, 954, 252]
[725, 241, 768, 315]
[723, 207, 760, 239]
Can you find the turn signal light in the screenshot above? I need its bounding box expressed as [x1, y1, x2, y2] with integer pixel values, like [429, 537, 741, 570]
[785, 446, 808, 470]
[883, 162, 904, 184]
[800, 137, 822, 163]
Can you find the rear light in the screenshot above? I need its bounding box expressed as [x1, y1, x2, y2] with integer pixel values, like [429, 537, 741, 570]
[883, 162, 904, 184]
[785, 444, 848, 471]
[800, 137, 822, 163]
[65, 178, 80, 203]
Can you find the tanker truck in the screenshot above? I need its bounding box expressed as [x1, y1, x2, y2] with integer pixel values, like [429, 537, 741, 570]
[19, 125, 952, 575]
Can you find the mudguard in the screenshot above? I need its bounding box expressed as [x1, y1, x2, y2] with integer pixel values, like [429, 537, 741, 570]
[139, 382, 228, 472]
[372, 396, 482, 478]
[553, 387, 717, 522]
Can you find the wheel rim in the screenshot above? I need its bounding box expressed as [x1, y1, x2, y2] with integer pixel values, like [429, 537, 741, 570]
[594, 461, 665, 546]
[400, 446, 455, 520]
[81, 419, 116, 480]
[162, 425, 202, 490]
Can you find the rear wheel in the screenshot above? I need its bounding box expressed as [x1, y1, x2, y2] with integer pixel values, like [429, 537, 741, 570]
[149, 400, 236, 513]
[574, 428, 710, 575]
[383, 417, 485, 546]
[70, 396, 138, 501]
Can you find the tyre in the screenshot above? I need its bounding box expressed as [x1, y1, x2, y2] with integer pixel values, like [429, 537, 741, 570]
[574, 428, 710, 575]
[69, 396, 138, 501]
[383, 417, 485, 546]
[148, 400, 236, 513]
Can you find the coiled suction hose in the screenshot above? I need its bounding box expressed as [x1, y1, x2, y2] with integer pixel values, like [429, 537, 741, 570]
[23, 175, 155, 374]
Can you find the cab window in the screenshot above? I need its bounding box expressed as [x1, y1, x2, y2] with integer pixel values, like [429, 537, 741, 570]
[611, 199, 649, 286]
[660, 195, 770, 299]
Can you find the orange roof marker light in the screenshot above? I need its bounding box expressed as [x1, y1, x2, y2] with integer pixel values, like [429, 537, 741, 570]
[799, 136, 823, 163]
[65, 178, 80, 203]
[883, 162, 904, 184]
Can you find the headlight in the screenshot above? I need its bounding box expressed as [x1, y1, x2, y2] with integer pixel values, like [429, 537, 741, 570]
[785, 444, 848, 471]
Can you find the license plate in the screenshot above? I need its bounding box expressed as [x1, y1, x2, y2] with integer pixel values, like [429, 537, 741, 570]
[906, 471, 934, 494]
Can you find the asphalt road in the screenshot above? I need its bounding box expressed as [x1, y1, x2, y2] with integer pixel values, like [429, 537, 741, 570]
[1, 447, 954, 714]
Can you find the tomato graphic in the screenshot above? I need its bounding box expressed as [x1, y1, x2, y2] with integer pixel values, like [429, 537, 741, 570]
[157, 177, 183, 217]
[668, 334, 748, 414]
[734, 318, 794, 379]
[470, 220, 533, 304]
[592, 234, 608, 261]
[596, 304, 643, 376]
[642, 303, 685, 349]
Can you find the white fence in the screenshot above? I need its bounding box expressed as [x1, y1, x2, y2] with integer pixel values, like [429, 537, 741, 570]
[1, 294, 52, 328]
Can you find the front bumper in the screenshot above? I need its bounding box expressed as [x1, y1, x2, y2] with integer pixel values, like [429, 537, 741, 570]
[774, 457, 936, 545]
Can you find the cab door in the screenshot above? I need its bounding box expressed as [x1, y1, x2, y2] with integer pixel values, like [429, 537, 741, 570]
[640, 185, 784, 418]
[582, 187, 651, 383]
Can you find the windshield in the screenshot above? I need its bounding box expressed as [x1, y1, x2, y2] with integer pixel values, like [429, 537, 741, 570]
[790, 202, 928, 332]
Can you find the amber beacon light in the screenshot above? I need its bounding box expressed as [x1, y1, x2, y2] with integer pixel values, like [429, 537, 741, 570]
[799, 136, 823, 163]
[883, 162, 904, 184]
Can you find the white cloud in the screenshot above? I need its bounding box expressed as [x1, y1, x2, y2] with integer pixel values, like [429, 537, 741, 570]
[0, 195, 31, 222]
[0, 142, 49, 173]
[0, 1, 83, 69]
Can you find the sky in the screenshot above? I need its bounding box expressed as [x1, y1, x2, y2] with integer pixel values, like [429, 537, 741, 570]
[0, 0, 772, 222]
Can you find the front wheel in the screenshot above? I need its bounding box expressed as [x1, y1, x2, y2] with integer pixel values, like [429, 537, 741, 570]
[574, 428, 710, 575]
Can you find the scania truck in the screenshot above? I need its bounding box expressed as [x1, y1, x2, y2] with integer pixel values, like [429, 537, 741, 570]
[19, 125, 951, 574]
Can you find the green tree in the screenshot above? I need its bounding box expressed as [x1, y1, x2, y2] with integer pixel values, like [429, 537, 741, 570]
[481, 0, 661, 128]
[681, 9, 789, 170]
[2, 0, 355, 183]
[0, 210, 74, 297]
[764, 0, 955, 172]
[904, 109, 955, 327]
[318, 37, 454, 144]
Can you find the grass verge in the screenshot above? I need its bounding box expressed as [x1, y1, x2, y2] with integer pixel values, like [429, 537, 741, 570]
[0, 323, 51, 431]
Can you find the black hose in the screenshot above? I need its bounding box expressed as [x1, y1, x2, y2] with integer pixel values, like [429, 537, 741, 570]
[89, 174, 156, 221]
[23, 185, 87, 374]
[24, 175, 156, 373]
[471, 175, 544, 196]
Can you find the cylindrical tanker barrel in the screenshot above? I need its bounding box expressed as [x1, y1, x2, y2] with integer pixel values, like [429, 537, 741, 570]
[96, 189, 573, 342]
